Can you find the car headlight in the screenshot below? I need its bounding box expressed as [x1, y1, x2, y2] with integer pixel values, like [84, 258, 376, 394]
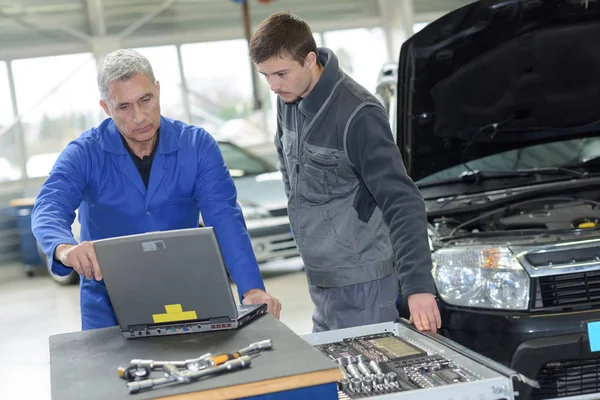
[239, 201, 271, 220]
[432, 246, 530, 310]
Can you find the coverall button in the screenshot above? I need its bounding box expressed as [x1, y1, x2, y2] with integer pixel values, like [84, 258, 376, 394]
[146, 211, 151, 215]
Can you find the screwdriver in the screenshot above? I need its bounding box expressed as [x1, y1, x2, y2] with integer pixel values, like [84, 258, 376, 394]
[202, 339, 273, 369]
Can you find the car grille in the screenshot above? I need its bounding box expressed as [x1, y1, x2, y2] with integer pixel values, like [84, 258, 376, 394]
[532, 271, 600, 309]
[269, 207, 288, 217]
[533, 359, 600, 399]
[270, 234, 296, 254]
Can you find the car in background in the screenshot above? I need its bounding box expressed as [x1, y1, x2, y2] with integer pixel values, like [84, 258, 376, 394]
[213, 141, 298, 264]
[32, 141, 298, 285]
[383, 1, 600, 398]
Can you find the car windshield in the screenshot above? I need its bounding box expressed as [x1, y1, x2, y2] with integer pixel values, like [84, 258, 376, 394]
[218, 142, 274, 177]
[416, 137, 600, 185]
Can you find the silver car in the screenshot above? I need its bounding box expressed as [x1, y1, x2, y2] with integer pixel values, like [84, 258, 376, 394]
[212, 141, 298, 264]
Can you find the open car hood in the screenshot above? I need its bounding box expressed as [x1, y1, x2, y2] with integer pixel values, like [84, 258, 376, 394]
[397, 0, 600, 181]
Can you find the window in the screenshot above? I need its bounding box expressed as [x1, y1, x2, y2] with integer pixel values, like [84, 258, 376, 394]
[0, 61, 22, 182]
[180, 40, 253, 135]
[11, 53, 102, 178]
[323, 28, 388, 94]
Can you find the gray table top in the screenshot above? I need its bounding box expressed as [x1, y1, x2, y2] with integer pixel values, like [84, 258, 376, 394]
[49, 314, 339, 400]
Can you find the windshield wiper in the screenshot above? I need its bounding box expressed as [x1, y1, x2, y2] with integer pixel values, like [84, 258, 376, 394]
[417, 167, 587, 189]
[478, 167, 587, 179]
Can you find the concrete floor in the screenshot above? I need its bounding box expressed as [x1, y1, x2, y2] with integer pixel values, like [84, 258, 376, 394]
[0, 259, 314, 400]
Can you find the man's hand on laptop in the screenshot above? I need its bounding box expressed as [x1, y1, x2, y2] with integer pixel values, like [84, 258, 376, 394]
[243, 289, 282, 319]
[55, 242, 103, 281]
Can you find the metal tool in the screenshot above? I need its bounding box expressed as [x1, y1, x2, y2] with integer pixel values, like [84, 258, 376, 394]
[369, 360, 383, 375]
[196, 339, 272, 371]
[338, 378, 350, 391]
[127, 355, 252, 394]
[356, 359, 372, 377]
[350, 377, 362, 393]
[346, 364, 362, 380]
[339, 366, 349, 380]
[127, 339, 271, 372]
[117, 365, 152, 382]
[128, 353, 213, 372]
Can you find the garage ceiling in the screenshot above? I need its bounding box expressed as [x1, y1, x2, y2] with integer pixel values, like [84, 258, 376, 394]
[0, 0, 473, 60]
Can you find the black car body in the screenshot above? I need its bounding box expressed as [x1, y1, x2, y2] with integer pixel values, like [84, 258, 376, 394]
[390, 1, 600, 398]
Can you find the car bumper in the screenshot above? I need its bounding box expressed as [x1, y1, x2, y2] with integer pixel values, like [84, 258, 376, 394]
[438, 304, 600, 399]
[245, 216, 298, 264]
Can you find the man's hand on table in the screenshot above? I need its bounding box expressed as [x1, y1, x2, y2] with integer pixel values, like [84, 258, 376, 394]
[55, 242, 103, 281]
[243, 289, 282, 319]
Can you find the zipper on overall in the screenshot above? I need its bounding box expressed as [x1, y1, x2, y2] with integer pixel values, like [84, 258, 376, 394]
[291, 73, 345, 258]
[294, 111, 302, 252]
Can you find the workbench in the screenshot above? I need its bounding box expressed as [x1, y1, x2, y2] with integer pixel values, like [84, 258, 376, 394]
[49, 314, 342, 399]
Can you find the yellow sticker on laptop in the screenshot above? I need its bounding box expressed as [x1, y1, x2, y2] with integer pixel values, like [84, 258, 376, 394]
[152, 304, 198, 323]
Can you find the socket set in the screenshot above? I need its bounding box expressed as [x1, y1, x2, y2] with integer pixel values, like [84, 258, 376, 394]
[316, 333, 478, 398]
[302, 320, 540, 399]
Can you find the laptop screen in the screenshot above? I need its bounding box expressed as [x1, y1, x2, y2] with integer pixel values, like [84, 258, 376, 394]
[93, 228, 239, 330]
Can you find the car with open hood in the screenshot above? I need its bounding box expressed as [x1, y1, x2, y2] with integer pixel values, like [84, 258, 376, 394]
[380, 1, 600, 398]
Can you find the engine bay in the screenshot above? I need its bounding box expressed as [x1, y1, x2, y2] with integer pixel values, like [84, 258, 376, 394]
[430, 195, 600, 239]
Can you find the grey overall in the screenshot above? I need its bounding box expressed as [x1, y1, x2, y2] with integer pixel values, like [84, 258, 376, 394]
[274, 47, 436, 332]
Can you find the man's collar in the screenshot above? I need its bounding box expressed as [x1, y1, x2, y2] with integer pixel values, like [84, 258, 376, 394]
[99, 116, 180, 155]
[120, 129, 160, 160]
[297, 47, 342, 118]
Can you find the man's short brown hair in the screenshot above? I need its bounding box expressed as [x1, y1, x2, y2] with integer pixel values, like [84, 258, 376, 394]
[249, 12, 317, 66]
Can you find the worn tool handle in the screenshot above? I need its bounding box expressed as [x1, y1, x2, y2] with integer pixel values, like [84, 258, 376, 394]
[208, 339, 271, 368]
[211, 352, 242, 366]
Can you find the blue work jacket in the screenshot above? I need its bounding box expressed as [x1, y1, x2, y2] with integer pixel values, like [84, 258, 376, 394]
[31, 116, 265, 330]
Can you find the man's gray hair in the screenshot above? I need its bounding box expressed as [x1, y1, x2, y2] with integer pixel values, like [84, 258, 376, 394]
[97, 49, 156, 102]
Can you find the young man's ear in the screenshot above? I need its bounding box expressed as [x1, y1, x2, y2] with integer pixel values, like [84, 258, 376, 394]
[305, 51, 318, 70]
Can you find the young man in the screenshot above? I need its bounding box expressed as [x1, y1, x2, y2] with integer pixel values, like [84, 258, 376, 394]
[249, 12, 441, 333]
[32, 49, 281, 330]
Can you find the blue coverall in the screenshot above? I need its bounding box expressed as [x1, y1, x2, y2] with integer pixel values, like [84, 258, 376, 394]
[31, 116, 265, 330]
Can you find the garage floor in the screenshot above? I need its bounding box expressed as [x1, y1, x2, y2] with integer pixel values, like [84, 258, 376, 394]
[0, 259, 314, 400]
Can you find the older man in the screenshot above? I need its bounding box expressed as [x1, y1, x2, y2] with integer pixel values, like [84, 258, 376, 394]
[32, 49, 281, 330]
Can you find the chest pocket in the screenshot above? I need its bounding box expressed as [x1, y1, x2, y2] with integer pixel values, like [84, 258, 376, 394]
[301, 147, 357, 205]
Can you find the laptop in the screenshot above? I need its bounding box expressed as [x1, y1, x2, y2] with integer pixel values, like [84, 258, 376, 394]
[93, 227, 268, 339]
